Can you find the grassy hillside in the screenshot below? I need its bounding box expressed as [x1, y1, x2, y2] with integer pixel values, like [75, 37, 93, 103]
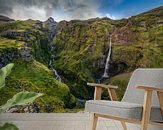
[52, 18, 113, 98]
[0, 19, 77, 112]
[0, 6, 162, 111]
[0, 60, 76, 112]
[0, 19, 51, 64]
[52, 6, 163, 99]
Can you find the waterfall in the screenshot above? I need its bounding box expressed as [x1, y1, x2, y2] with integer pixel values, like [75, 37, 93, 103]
[49, 60, 61, 82]
[48, 47, 61, 81]
[51, 66, 61, 81]
[103, 34, 112, 78]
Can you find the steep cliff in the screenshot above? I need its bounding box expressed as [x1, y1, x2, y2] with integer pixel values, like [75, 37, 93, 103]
[0, 17, 76, 112]
[0, 6, 163, 111]
[52, 6, 163, 99]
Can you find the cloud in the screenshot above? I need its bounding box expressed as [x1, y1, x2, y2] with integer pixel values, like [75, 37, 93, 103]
[9, 5, 47, 21]
[106, 13, 117, 20]
[0, 0, 101, 21]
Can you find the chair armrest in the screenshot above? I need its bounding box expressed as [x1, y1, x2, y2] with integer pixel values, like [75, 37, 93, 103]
[87, 83, 118, 89]
[87, 83, 118, 101]
[136, 86, 163, 92]
[136, 86, 163, 114]
[137, 86, 163, 122]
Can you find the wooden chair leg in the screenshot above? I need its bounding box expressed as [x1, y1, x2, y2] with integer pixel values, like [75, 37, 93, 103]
[92, 113, 98, 130]
[108, 88, 127, 130]
[121, 121, 127, 130]
[141, 90, 152, 130]
[157, 91, 163, 114]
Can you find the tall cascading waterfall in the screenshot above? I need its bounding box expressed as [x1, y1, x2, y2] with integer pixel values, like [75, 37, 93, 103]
[103, 34, 112, 78]
[44, 17, 61, 82]
[49, 47, 61, 82]
[97, 34, 112, 83]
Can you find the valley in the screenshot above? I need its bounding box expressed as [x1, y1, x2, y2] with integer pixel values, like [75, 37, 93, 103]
[0, 6, 162, 112]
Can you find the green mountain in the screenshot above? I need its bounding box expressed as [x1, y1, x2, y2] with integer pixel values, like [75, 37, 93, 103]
[52, 6, 163, 99]
[0, 6, 163, 112]
[0, 18, 76, 112]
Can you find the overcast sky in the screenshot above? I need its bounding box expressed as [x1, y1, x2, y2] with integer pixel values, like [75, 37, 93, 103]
[0, 0, 163, 22]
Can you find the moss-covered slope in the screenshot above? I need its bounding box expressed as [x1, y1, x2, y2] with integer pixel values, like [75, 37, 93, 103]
[0, 6, 163, 109]
[52, 6, 163, 99]
[0, 18, 77, 112]
[0, 60, 76, 112]
[0, 19, 51, 64]
[52, 18, 113, 98]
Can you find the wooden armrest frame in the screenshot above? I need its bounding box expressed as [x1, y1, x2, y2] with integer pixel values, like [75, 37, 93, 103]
[87, 82, 118, 101]
[136, 85, 163, 129]
[136, 85, 163, 92]
[87, 83, 118, 89]
[137, 85, 163, 114]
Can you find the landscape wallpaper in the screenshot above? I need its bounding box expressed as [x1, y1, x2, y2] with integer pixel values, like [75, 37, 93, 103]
[0, 0, 163, 113]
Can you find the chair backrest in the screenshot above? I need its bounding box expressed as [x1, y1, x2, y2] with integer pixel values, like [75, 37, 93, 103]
[122, 68, 163, 107]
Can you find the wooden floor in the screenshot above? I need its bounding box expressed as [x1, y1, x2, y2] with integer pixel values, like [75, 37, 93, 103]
[0, 113, 140, 130]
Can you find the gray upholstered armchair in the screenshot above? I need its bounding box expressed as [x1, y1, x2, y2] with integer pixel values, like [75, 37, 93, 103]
[85, 68, 163, 130]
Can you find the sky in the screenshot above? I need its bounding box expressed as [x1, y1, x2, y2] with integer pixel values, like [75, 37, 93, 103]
[0, 0, 163, 22]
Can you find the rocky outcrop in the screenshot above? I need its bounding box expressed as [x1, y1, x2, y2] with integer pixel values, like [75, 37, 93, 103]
[0, 47, 33, 68]
[0, 15, 14, 22]
[43, 17, 57, 39]
[112, 25, 136, 44]
[1, 31, 29, 38]
[19, 47, 33, 61]
[157, 20, 163, 26]
[0, 50, 16, 68]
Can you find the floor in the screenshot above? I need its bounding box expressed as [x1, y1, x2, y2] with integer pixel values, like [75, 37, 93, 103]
[0, 113, 139, 130]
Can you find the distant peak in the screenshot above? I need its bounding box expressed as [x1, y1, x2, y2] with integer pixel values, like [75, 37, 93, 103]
[43, 17, 58, 39]
[0, 15, 14, 22]
[46, 17, 57, 24]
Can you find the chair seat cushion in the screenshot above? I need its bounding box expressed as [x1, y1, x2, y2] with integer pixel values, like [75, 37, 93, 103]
[85, 100, 163, 122]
